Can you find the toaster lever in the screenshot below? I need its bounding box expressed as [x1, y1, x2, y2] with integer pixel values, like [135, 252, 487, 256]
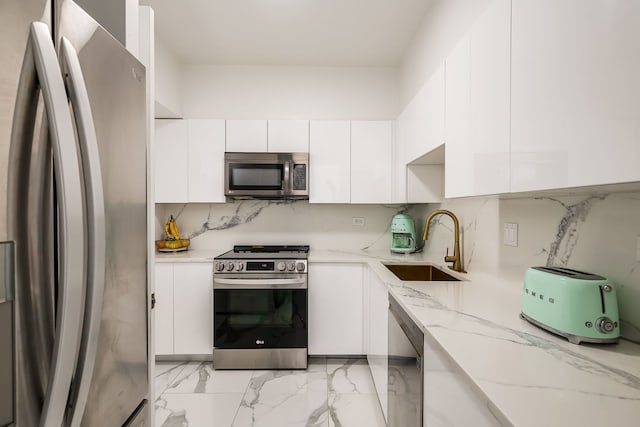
[598, 285, 607, 314]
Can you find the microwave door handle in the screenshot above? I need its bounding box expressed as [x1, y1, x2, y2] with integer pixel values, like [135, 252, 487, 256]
[283, 160, 291, 193]
[60, 37, 107, 427]
[9, 22, 86, 427]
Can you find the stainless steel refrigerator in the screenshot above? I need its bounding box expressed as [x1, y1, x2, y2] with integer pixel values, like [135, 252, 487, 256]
[0, 0, 149, 425]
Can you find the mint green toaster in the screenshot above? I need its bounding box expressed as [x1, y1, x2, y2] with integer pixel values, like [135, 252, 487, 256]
[521, 267, 619, 344]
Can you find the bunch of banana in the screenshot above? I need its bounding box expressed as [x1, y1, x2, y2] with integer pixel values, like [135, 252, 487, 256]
[158, 239, 189, 250]
[164, 215, 181, 240]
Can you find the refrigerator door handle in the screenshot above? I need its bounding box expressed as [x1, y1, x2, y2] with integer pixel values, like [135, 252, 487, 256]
[59, 37, 107, 427]
[8, 22, 86, 427]
[60, 37, 107, 427]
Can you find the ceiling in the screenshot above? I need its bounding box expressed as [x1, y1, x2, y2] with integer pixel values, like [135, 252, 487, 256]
[140, 0, 433, 67]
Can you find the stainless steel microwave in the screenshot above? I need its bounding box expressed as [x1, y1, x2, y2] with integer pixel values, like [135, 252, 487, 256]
[224, 152, 309, 199]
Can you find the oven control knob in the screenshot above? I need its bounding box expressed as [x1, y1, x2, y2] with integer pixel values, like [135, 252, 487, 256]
[215, 262, 225, 272]
[276, 262, 286, 271]
[226, 262, 235, 271]
[286, 261, 295, 271]
[235, 262, 244, 271]
[296, 262, 305, 272]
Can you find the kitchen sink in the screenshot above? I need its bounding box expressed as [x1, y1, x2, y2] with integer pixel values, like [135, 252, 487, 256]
[383, 263, 461, 282]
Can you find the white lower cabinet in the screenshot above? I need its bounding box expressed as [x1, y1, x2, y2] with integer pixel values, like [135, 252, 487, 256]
[308, 263, 364, 355]
[154, 263, 174, 356]
[367, 267, 389, 422]
[154, 262, 213, 357]
[423, 331, 502, 426]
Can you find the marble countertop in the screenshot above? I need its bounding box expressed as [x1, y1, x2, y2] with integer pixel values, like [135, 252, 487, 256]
[154, 247, 640, 426]
[363, 254, 640, 427]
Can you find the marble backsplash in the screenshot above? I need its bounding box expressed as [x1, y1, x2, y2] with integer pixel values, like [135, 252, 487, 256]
[425, 192, 640, 342]
[155, 201, 431, 253]
[156, 191, 640, 342]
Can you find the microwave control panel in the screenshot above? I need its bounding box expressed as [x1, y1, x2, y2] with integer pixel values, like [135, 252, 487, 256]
[292, 164, 307, 190]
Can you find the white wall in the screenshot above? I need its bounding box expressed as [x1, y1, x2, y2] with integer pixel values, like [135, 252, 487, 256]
[155, 38, 183, 118]
[399, 0, 491, 109]
[182, 65, 399, 120]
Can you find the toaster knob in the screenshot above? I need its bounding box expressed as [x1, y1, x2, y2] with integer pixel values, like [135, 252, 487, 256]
[595, 317, 616, 334]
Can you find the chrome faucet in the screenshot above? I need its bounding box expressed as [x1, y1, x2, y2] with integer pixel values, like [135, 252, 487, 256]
[423, 209, 465, 273]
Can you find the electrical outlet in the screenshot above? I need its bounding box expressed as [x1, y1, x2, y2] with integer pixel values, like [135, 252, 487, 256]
[352, 217, 365, 226]
[503, 223, 518, 247]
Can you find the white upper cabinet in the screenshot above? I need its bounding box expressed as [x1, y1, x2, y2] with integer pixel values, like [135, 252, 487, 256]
[351, 121, 392, 203]
[155, 119, 225, 203]
[309, 120, 351, 203]
[155, 119, 188, 203]
[511, 0, 640, 191]
[225, 120, 267, 152]
[444, 34, 472, 198]
[267, 120, 309, 152]
[188, 119, 226, 203]
[445, 0, 511, 198]
[399, 64, 445, 163]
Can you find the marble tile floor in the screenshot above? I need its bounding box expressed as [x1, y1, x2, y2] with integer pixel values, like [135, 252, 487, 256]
[155, 358, 386, 427]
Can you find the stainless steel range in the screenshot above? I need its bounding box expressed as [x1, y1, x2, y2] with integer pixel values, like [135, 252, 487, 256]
[213, 245, 309, 369]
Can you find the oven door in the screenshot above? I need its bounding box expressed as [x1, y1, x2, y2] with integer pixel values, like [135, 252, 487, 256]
[213, 274, 308, 350]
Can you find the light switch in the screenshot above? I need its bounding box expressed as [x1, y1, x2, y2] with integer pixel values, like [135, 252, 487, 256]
[503, 223, 518, 247]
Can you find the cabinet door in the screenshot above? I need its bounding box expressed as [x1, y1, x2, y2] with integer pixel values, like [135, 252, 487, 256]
[308, 263, 363, 355]
[399, 64, 445, 163]
[351, 121, 392, 204]
[226, 120, 267, 152]
[309, 121, 351, 203]
[423, 332, 502, 426]
[445, 0, 511, 198]
[367, 269, 389, 422]
[445, 34, 472, 198]
[155, 120, 188, 203]
[511, 0, 640, 191]
[173, 263, 213, 355]
[188, 119, 226, 202]
[267, 120, 309, 152]
[154, 263, 174, 355]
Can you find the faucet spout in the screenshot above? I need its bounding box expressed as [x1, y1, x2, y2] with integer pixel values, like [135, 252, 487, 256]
[423, 209, 465, 273]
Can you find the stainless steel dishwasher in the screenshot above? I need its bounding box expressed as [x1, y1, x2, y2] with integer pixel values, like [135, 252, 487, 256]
[388, 294, 423, 427]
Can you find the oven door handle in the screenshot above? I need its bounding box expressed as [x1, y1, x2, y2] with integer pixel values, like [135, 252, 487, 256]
[213, 277, 307, 289]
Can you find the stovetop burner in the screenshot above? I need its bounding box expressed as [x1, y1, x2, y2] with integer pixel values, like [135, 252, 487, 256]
[233, 245, 310, 254]
[215, 245, 310, 261]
